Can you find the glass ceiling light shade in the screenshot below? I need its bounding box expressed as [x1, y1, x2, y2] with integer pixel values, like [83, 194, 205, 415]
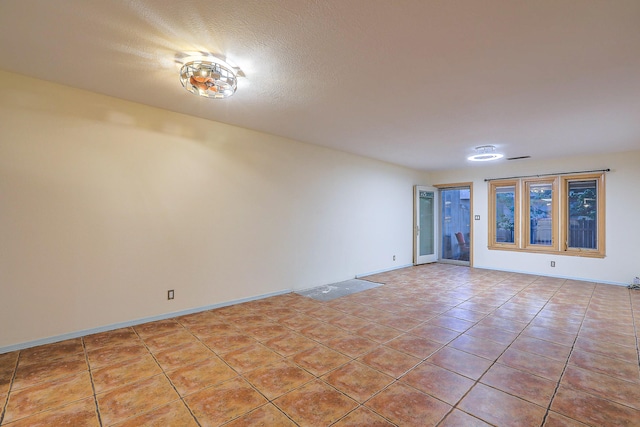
[468, 145, 504, 161]
[179, 57, 237, 99]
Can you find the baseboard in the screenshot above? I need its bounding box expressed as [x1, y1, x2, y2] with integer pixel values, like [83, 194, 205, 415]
[472, 265, 628, 287]
[0, 289, 291, 355]
[356, 263, 413, 279]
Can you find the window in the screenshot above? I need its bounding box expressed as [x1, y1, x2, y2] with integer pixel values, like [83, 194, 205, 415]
[488, 172, 605, 257]
[488, 181, 519, 248]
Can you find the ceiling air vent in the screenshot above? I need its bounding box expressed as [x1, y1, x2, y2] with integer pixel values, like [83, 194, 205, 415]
[506, 156, 531, 161]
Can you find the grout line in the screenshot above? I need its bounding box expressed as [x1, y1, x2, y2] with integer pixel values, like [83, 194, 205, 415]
[539, 281, 595, 426]
[133, 326, 203, 427]
[0, 351, 20, 426]
[82, 338, 104, 427]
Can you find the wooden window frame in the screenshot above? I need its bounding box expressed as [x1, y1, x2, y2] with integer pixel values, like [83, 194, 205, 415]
[560, 173, 605, 257]
[487, 172, 605, 258]
[488, 180, 520, 250]
[523, 177, 559, 252]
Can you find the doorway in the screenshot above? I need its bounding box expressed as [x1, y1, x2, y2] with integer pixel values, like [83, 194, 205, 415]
[439, 186, 472, 265]
[413, 186, 438, 265]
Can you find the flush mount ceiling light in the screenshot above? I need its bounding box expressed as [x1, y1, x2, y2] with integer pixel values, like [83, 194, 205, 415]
[179, 55, 238, 99]
[467, 145, 504, 162]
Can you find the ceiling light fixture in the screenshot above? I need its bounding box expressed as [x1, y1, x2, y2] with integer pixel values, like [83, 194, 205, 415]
[467, 145, 504, 162]
[179, 56, 238, 99]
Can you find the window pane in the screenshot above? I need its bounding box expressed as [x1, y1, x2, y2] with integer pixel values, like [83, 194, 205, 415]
[495, 186, 515, 243]
[529, 183, 553, 245]
[568, 180, 597, 249]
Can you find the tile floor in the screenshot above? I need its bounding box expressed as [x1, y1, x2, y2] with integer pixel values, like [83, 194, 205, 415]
[1, 264, 639, 426]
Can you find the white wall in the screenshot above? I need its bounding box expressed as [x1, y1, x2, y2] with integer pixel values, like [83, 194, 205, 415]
[0, 71, 426, 349]
[430, 151, 640, 285]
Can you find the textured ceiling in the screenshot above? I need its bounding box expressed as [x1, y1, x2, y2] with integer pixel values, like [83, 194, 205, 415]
[1, 0, 639, 170]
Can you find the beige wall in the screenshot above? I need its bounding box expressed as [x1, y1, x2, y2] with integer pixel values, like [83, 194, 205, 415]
[0, 71, 427, 349]
[430, 150, 640, 285]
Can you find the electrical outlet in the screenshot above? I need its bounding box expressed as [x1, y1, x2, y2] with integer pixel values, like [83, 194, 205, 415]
[550, 261, 555, 267]
[393, 255, 396, 261]
[475, 215, 480, 220]
[168, 290, 175, 300]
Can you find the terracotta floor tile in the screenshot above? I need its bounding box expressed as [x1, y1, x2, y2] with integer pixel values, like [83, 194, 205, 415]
[574, 336, 639, 363]
[221, 342, 284, 374]
[477, 314, 528, 333]
[449, 333, 507, 360]
[186, 321, 239, 339]
[86, 342, 149, 369]
[385, 334, 441, 359]
[0, 352, 19, 393]
[185, 377, 268, 425]
[83, 328, 140, 351]
[551, 385, 640, 426]
[365, 382, 451, 426]
[223, 403, 297, 427]
[242, 322, 291, 342]
[2, 397, 99, 427]
[498, 348, 566, 381]
[568, 349, 640, 383]
[96, 374, 179, 425]
[480, 363, 557, 407]
[154, 341, 214, 371]
[401, 361, 475, 405]
[376, 314, 423, 331]
[322, 360, 393, 403]
[278, 314, 324, 331]
[18, 339, 84, 365]
[299, 322, 349, 344]
[3, 372, 94, 424]
[427, 346, 492, 380]
[261, 307, 299, 321]
[306, 306, 346, 322]
[12, 356, 88, 390]
[332, 406, 394, 426]
[166, 356, 237, 396]
[445, 307, 487, 322]
[439, 409, 493, 427]
[291, 345, 350, 376]
[522, 325, 577, 346]
[510, 335, 572, 362]
[408, 323, 460, 344]
[543, 411, 590, 426]
[355, 323, 403, 343]
[111, 400, 198, 427]
[457, 301, 498, 314]
[133, 319, 184, 339]
[427, 315, 476, 332]
[529, 316, 582, 335]
[492, 307, 537, 323]
[327, 314, 373, 332]
[459, 383, 546, 426]
[142, 328, 199, 353]
[578, 326, 637, 348]
[243, 359, 314, 400]
[325, 334, 378, 358]
[561, 365, 640, 410]
[465, 324, 518, 345]
[263, 331, 317, 357]
[91, 353, 162, 394]
[200, 332, 257, 354]
[358, 346, 421, 378]
[274, 380, 357, 426]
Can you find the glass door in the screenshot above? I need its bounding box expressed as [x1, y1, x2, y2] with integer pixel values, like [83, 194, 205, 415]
[414, 186, 438, 264]
[439, 186, 471, 265]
